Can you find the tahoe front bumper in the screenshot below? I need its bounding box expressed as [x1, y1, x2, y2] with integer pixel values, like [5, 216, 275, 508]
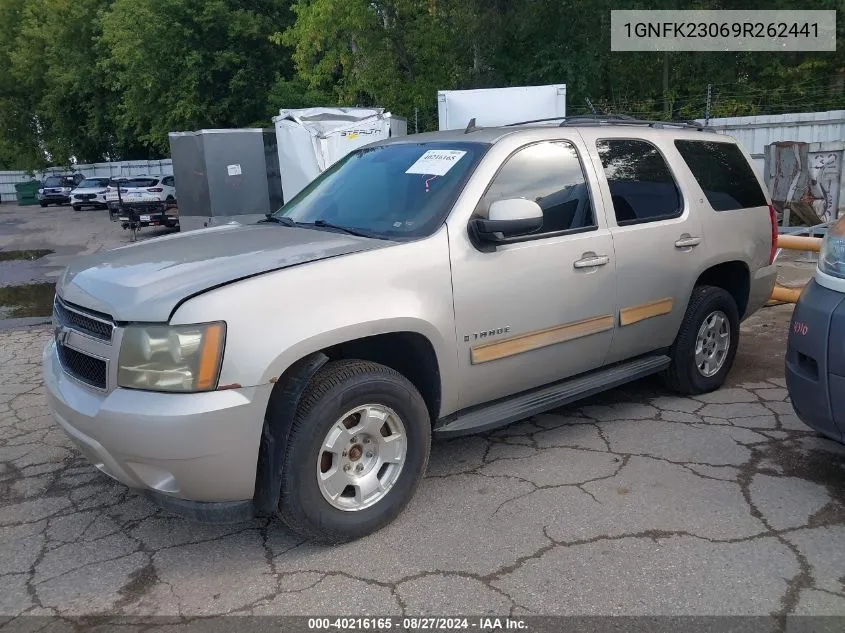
[43, 340, 272, 520]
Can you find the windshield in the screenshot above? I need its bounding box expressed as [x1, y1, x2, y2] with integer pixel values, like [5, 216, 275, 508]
[78, 178, 109, 188]
[274, 141, 488, 239]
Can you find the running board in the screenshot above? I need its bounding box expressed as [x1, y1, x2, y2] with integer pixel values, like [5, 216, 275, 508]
[433, 354, 670, 438]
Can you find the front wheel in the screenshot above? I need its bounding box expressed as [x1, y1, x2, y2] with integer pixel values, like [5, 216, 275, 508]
[39, 202, 47, 208]
[661, 285, 740, 395]
[277, 360, 431, 543]
[72, 205, 81, 211]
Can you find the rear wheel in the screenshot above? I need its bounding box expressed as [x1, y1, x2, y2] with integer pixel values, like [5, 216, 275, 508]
[661, 285, 740, 395]
[277, 360, 431, 543]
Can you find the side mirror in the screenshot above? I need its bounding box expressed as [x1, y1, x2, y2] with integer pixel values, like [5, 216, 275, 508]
[469, 198, 543, 244]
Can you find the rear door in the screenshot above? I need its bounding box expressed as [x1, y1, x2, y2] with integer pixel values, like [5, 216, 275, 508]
[673, 138, 774, 316]
[580, 131, 707, 364]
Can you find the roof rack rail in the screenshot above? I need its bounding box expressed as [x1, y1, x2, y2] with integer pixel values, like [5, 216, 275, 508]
[504, 116, 569, 126]
[505, 114, 710, 131]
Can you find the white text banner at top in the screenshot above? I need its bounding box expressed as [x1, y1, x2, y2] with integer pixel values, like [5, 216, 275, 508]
[611, 10, 837, 52]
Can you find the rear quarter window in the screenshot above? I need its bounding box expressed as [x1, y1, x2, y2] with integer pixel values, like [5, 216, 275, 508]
[674, 140, 767, 211]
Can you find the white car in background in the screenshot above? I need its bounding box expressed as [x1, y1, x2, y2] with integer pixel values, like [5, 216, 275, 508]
[70, 177, 111, 211]
[105, 175, 176, 206]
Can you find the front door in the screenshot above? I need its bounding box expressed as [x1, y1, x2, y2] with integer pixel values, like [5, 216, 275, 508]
[448, 137, 618, 409]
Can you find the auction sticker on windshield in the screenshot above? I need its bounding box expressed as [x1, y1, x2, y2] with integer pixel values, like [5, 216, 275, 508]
[406, 149, 467, 176]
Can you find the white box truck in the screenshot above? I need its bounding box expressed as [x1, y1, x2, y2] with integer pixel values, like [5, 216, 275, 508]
[273, 107, 406, 203]
[437, 84, 567, 131]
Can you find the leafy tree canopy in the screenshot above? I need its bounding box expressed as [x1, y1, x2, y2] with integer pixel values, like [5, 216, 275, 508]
[0, 0, 842, 168]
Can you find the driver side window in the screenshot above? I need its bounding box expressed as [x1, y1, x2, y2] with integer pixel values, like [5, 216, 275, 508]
[474, 141, 595, 235]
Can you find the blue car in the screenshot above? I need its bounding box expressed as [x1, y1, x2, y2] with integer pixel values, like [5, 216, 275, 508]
[785, 216, 845, 442]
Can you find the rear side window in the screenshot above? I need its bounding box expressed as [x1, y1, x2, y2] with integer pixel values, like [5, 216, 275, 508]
[596, 139, 682, 225]
[674, 140, 767, 211]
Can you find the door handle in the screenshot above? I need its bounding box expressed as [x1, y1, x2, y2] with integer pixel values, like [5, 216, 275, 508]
[674, 235, 702, 249]
[574, 254, 610, 269]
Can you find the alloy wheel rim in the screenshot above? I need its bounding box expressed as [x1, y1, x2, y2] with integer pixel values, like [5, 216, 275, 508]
[316, 404, 407, 511]
[694, 310, 730, 378]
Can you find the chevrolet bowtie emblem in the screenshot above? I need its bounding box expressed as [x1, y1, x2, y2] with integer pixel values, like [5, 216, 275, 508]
[55, 325, 70, 346]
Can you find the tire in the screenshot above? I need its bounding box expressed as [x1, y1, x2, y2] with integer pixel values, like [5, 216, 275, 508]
[277, 359, 431, 543]
[661, 285, 740, 395]
[72, 205, 81, 211]
[39, 202, 47, 208]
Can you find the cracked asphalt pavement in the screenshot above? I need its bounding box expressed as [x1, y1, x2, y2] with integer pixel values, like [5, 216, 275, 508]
[2, 307, 844, 619]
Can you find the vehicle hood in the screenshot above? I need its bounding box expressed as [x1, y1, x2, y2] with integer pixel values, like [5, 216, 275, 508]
[57, 222, 394, 322]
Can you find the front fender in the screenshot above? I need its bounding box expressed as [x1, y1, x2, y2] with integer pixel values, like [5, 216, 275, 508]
[170, 229, 459, 416]
[260, 316, 449, 388]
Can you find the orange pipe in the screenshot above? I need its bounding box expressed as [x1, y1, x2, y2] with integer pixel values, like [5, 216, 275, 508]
[770, 284, 802, 303]
[777, 235, 822, 252]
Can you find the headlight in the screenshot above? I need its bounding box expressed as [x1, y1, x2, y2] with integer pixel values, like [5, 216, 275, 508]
[118, 322, 226, 392]
[819, 217, 845, 279]
[38, 188, 44, 194]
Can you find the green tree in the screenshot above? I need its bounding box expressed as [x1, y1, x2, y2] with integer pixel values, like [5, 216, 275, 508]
[1, 0, 843, 167]
[7, 0, 133, 166]
[0, 0, 41, 169]
[279, 0, 477, 127]
[100, 0, 299, 154]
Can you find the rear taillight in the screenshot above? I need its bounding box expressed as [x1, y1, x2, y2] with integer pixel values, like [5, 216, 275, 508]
[147, 187, 163, 192]
[768, 204, 778, 265]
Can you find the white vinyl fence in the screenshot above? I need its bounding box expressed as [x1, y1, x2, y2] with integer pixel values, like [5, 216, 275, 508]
[0, 159, 173, 203]
[696, 110, 845, 177]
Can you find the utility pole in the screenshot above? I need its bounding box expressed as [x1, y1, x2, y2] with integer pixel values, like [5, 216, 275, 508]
[414, 107, 419, 134]
[705, 83, 712, 126]
[663, 52, 670, 118]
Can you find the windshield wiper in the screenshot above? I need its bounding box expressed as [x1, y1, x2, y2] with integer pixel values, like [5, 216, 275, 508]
[311, 219, 383, 239]
[260, 215, 386, 239]
[258, 214, 296, 226]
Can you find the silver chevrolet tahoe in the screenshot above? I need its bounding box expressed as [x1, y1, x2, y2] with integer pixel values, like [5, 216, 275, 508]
[44, 118, 778, 542]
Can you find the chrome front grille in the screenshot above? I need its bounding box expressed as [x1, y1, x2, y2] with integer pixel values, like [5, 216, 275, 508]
[54, 296, 114, 342]
[53, 296, 115, 391]
[56, 343, 108, 389]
